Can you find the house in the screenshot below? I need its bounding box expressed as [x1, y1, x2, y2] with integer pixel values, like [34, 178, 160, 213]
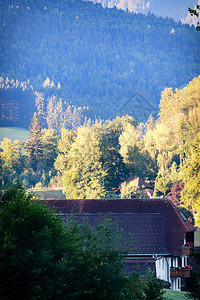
[124, 177, 152, 189]
[120, 177, 154, 198]
[43, 197, 195, 291]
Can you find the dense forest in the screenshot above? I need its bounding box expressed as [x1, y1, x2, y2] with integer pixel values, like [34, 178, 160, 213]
[1, 1, 200, 297]
[0, 0, 200, 127]
[91, 0, 197, 22]
[0, 0, 200, 221]
[1, 76, 200, 224]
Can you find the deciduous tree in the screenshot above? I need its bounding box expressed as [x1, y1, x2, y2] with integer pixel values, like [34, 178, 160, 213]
[61, 125, 107, 198]
[0, 182, 133, 299]
[181, 133, 200, 225]
[0, 138, 23, 184]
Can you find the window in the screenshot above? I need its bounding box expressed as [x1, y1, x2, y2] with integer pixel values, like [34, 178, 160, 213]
[184, 257, 187, 266]
[171, 279, 174, 290]
[178, 279, 180, 290]
[178, 257, 182, 267]
[171, 257, 173, 267]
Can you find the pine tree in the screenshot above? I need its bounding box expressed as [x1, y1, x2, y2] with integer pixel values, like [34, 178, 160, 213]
[25, 113, 43, 173]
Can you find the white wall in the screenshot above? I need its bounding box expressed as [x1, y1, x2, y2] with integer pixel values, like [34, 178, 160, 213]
[155, 256, 188, 291]
[156, 257, 170, 282]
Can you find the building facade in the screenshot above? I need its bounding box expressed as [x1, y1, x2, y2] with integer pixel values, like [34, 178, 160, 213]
[43, 198, 195, 291]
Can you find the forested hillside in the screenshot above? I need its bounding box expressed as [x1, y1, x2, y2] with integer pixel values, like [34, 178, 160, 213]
[92, 0, 197, 22]
[0, 0, 200, 127]
[1, 76, 200, 224]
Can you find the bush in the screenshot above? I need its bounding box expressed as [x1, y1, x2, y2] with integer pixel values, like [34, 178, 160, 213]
[0, 182, 165, 299]
[143, 269, 165, 300]
[0, 182, 128, 299]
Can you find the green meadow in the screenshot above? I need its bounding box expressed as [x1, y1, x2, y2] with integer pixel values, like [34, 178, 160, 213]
[195, 230, 200, 246]
[0, 127, 29, 142]
[28, 188, 66, 200]
[164, 289, 188, 300]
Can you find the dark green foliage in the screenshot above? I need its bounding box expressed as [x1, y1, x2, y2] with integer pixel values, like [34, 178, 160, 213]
[22, 113, 59, 186]
[177, 206, 195, 225]
[0, 182, 165, 299]
[0, 0, 199, 123]
[142, 269, 165, 300]
[0, 86, 35, 128]
[185, 270, 200, 300]
[123, 270, 146, 300]
[0, 182, 128, 299]
[2, 114, 157, 191]
[99, 124, 128, 192]
[56, 119, 130, 198]
[123, 269, 165, 300]
[185, 251, 200, 300]
[41, 128, 59, 174]
[0, 182, 68, 299]
[25, 112, 43, 173]
[126, 144, 158, 181]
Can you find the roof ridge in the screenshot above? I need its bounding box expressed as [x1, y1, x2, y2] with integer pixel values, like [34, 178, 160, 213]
[169, 199, 195, 232]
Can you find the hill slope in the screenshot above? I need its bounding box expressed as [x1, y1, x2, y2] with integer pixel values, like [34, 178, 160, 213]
[92, 0, 198, 22]
[0, 0, 200, 126]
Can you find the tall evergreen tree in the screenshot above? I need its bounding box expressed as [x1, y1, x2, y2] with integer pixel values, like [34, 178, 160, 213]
[41, 128, 58, 174]
[25, 113, 43, 173]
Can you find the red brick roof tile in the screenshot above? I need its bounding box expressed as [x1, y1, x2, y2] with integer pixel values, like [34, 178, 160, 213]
[42, 198, 195, 256]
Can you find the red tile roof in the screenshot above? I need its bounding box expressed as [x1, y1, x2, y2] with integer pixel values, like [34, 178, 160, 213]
[42, 198, 195, 256]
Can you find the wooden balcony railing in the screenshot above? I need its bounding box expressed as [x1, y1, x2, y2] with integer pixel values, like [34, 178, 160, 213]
[181, 242, 193, 256]
[170, 267, 191, 278]
[181, 246, 191, 256]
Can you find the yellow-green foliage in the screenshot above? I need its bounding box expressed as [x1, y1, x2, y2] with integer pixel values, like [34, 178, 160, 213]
[144, 76, 200, 223]
[120, 180, 147, 198]
[181, 133, 200, 225]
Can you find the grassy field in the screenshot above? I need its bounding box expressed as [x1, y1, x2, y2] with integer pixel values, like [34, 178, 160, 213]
[195, 230, 200, 246]
[28, 188, 66, 200]
[0, 127, 29, 142]
[163, 289, 188, 300]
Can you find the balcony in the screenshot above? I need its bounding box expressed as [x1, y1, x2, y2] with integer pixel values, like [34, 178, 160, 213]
[170, 267, 191, 278]
[181, 242, 193, 256]
[181, 246, 191, 256]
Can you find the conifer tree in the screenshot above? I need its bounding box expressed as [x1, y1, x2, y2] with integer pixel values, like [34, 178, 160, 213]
[25, 113, 43, 173]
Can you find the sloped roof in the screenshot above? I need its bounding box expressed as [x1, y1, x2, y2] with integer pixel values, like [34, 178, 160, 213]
[42, 198, 195, 256]
[62, 213, 167, 255]
[121, 177, 152, 189]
